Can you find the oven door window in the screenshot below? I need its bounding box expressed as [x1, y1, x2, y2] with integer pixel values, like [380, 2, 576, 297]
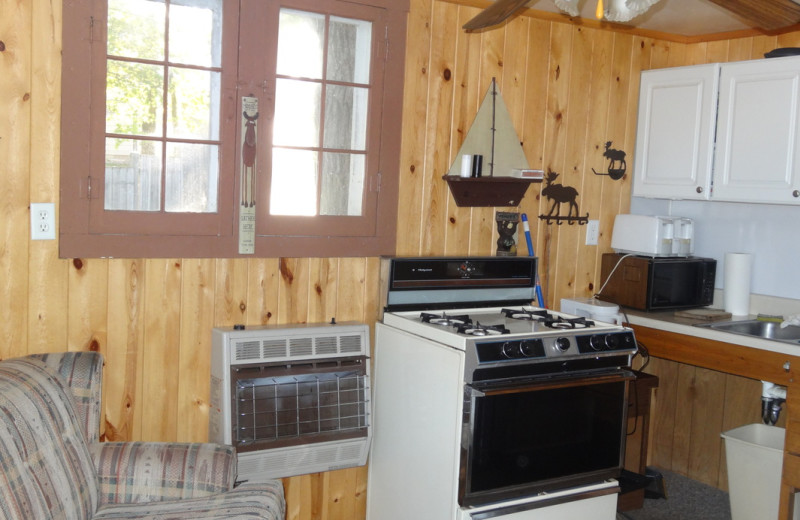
[463, 377, 628, 504]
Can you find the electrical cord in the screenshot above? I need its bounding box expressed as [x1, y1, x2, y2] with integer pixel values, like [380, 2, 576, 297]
[593, 253, 633, 299]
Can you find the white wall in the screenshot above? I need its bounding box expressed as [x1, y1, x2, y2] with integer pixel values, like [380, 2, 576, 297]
[630, 197, 800, 301]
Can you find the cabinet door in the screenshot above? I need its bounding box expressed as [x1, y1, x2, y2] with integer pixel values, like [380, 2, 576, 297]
[633, 64, 719, 199]
[714, 56, 800, 204]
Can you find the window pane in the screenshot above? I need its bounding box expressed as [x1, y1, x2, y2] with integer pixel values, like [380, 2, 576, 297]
[106, 60, 164, 137]
[107, 0, 165, 60]
[277, 9, 324, 79]
[273, 78, 321, 148]
[327, 16, 372, 84]
[165, 143, 219, 212]
[323, 85, 368, 151]
[168, 0, 223, 67]
[168, 68, 220, 140]
[104, 138, 162, 211]
[270, 148, 318, 216]
[320, 152, 364, 216]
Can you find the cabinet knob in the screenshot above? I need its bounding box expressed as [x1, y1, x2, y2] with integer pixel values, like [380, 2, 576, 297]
[696, 186, 703, 194]
[785, 361, 792, 372]
[793, 190, 800, 198]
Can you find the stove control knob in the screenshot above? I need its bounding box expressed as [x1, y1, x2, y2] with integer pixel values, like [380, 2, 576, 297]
[589, 335, 607, 351]
[555, 337, 571, 352]
[501, 342, 521, 358]
[520, 339, 540, 357]
[605, 333, 621, 349]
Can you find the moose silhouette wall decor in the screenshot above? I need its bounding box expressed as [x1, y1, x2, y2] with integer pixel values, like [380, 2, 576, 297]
[591, 141, 627, 180]
[539, 170, 589, 225]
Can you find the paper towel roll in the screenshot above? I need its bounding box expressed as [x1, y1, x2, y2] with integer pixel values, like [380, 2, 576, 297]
[724, 253, 752, 316]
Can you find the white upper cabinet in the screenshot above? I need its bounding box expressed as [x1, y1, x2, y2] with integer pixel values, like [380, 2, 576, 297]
[633, 56, 800, 205]
[633, 64, 719, 200]
[714, 57, 800, 203]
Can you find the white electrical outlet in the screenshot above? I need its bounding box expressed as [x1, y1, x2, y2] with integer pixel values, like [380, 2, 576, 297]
[585, 219, 599, 246]
[30, 203, 56, 240]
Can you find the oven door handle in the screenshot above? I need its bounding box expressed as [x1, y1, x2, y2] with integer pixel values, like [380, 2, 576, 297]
[470, 369, 636, 396]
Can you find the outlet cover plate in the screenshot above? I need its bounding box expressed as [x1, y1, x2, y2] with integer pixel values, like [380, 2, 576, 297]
[31, 203, 56, 240]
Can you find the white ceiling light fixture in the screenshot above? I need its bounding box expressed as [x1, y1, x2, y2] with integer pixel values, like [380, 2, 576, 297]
[554, 0, 662, 22]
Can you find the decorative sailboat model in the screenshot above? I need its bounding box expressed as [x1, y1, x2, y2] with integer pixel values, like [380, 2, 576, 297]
[443, 79, 541, 207]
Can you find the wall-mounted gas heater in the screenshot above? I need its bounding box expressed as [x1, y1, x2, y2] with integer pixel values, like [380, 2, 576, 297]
[210, 322, 371, 481]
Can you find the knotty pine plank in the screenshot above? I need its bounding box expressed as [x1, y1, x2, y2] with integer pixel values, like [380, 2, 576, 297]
[104, 259, 145, 442]
[214, 258, 249, 327]
[420, 0, 458, 256]
[687, 367, 727, 487]
[141, 258, 182, 442]
[178, 258, 215, 442]
[245, 258, 281, 325]
[1, 0, 32, 360]
[277, 257, 309, 324]
[308, 257, 338, 324]
[28, 0, 67, 355]
[395, 0, 434, 256]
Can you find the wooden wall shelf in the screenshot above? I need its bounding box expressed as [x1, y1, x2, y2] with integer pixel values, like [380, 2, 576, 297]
[443, 175, 541, 207]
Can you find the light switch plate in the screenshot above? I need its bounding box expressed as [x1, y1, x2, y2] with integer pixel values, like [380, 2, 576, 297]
[31, 203, 56, 240]
[585, 220, 599, 245]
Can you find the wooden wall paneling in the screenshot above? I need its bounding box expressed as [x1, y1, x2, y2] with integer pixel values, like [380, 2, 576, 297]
[557, 25, 602, 302]
[717, 374, 764, 492]
[335, 258, 365, 322]
[141, 258, 182, 441]
[1, 0, 31, 360]
[778, 30, 800, 48]
[705, 39, 732, 64]
[104, 259, 145, 441]
[685, 41, 710, 65]
[245, 258, 280, 325]
[614, 34, 645, 220]
[277, 258, 309, 324]
[687, 367, 727, 487]
[752, 34, 780, 58]
[28, 0, 67, 355]
[420, 1, 459, 256]
[728, 37, 755, 61]
[395, 0, 434, 256]
[539, 22, 573, 305]
[67, 258, 109, 355]
[214, 258, 249, 327]
[518, 18, 552, 276]
[444, 7, 481, 255]
[670, 363, 696, 475]
[309, 257, 338, 324]
[178, 258, 216, 442]
[467, 25, 506, 257]
[645, 356, 679, 469]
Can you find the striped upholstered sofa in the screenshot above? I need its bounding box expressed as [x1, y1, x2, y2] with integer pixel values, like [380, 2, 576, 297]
[0, 352, 285, 519]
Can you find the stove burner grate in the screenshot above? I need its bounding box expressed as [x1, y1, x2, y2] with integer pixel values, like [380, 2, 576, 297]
[456, 321, 510, 336]
[545, 316, 595, 329]
[500, 308, 551, 321]
[420, 312, 472, 327]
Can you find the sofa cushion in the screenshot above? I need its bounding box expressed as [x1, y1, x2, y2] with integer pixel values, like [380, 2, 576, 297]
[91, 481, 285, 520]
[0, 358, 99, 519]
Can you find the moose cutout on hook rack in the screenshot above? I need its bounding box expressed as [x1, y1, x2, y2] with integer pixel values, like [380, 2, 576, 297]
[539, 170, 589, 225]
[592, 141, 627, 180]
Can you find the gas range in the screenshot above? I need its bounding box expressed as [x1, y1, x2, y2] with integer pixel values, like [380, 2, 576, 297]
[383, 305, 637, 383]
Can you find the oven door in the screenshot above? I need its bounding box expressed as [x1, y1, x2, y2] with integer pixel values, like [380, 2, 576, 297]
[459, 369, 635, 507]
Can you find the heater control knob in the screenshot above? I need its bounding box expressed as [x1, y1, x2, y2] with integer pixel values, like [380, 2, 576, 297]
[555, 337, 571, 352]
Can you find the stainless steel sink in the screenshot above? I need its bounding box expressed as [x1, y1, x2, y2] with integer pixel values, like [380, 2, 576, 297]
[696, 319, 800, 344]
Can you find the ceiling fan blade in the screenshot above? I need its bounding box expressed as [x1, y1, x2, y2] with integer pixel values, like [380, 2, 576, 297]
[706, 0, 800, 31]
[463, 0, 533, 31]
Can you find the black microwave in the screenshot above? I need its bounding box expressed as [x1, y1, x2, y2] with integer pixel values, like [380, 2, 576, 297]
[598, 253, 716, 311]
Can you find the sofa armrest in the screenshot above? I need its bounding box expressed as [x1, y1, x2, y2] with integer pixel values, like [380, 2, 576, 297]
[90, 441, 237, 505]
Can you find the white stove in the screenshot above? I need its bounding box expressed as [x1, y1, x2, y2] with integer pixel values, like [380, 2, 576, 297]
[367, 257, 638, 520]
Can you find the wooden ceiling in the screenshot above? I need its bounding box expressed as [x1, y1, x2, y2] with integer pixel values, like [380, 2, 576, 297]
[465, 0, 800, 35]
[706, 0, 800, 32]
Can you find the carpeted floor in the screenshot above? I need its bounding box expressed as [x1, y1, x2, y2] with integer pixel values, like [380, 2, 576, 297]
[617, 468, 732, 520]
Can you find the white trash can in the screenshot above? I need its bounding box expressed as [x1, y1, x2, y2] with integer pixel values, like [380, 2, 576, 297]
[721, 423, 799, 520]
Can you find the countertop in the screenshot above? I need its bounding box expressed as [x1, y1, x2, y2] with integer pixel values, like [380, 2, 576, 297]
[623, 308, 800, 357]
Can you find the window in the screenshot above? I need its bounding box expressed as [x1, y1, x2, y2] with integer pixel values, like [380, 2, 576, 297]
[61, 0, 408, 258]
